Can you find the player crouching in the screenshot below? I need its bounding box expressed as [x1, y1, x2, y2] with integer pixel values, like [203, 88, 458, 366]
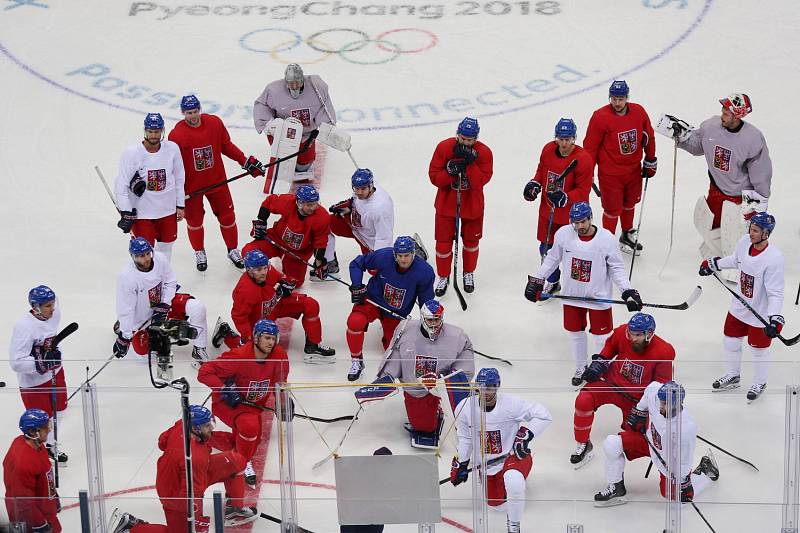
[450, 368, 552, 533]
[594, 381, 719, 507]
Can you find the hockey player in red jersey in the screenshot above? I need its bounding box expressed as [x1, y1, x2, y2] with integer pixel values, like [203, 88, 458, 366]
[168, 95, 265, 272]
[428, 117, 493, 295]
[211, 249, 335, 362]
[197, 320, 289, 490]
[4, 409, 61, 533]
[583, 81, 656, 253]
[243, 185, 331, 287]
[523, 118, 593, 294]
[569, 313, 674, 468]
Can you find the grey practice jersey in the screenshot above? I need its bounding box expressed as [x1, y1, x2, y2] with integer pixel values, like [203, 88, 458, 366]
[253, 75, 335, 137]
[678, 117, 772, 197]
[378, 320, 475, 398]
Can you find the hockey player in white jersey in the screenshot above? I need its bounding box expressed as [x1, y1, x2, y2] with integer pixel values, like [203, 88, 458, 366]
[114, 237, 208, 364]
[318, 168, 394, 278]
[451, 368, 552, 533]
[114, 112, 186, 262]
[594, 381, 719, 507]
[525, 202, 643, 385]
[699, 211, 784, 402]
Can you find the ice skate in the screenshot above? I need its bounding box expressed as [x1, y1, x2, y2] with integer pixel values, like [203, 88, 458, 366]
[507, 518, 521, 533]
[225, 502, 259, 526]
[347, 358, 364, 382]
[434, 276, 449, 297]
[211, 317, 236, 349]
[463, 272, 475, 293]
[303, 339, 336, 364]
[571, 366, 586, 388]
[619, 229, 643, 256]
[244, 461, 257, 488]
[108, 508, 146, 532]
[195, 250, 208, 271]
[190, 346, 209, 370]
[747, 382, 766, 403]
[227, 248, 244, 269]
[693, 449, 719, 481]
[711, 373, 740, 391]
[570, 440, 594, 469]
[594, 480, 627, 507]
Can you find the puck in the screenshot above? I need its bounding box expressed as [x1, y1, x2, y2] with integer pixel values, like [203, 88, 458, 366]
[0, 381, 6, 387]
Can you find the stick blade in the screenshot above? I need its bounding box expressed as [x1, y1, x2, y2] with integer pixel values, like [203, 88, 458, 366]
[312, 453, 335, 470]
[685, 285, 703, 307]
[453, 283, 468, 311]
[782, 333, 800, 347]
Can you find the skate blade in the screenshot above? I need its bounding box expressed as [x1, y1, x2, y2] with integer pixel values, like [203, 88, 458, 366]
[572, 452, 595, 470]
[225, 514, 259, 527]
[711, 384, 740, 392]
[619, 245, 642, 257]
[303, 354, 336, 365]
[594, 496, 628, 508]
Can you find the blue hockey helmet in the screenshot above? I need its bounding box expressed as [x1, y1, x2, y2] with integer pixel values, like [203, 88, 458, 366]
[476, 367, 501, 388]
[253, 319, 279, 340]
[627, 312, 656, 334]
[244, 249, 270, 269]
[129, 237, 153, 256]
[180, 94, 201, 112]
[189, 405, 213, 427]
[295, 184, 319, 203]
[555, 118, 577, 139]
[19, 408, 50, 434]
[351, 168, 374, 188]
[749, 211, 775, 234]
[608, 80, 630, 98]
[569, 201, 593, 223]
[144, 112, 165, 130]
[28, 285, 56, 306]
[457, 117, 480, 138]
[657, 380, 686, 407]
[393, 235, 416, 255]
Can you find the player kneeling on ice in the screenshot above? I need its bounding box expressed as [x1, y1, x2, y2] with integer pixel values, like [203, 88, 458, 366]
[525, 201, 643, 386]
[356, 299, 474, 448]
[569, 312, 675, 469]
[450, 368, 552, 533]
[594, 381, 719, 507]
[113, 237, 209, 366]
[198, 319, 289, 490]
[108, 406, 257, 532]
[699, 211, 784, 402]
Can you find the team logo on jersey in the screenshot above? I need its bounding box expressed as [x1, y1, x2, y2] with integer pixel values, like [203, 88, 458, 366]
[148, 283, 163, 307]
[620, 360, 644, 384]
[147, 169, 167, 191]
[545, 171, 560, 192]
[570, 257, 592, 282]
[350, 207, 363, 228]
[484, 429, 503, 454]
[414, 354, 438, 378]
[713, 145, 731, 172]
[261, 295, 280, 318]
[617, 129, 638, 155]
[246, 379, 271, 402]
[291, 108, 312, 127]
[649, 425, 662, 451]
[740, 272, 755, 298]
[192, 146, 214, 171]
[383, 283, 407, 309]
[281, 227, 305, 250]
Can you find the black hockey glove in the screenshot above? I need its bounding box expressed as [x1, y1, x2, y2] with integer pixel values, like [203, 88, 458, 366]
[621, 289, 643, 312]
[512, 427, 534, 459]
[242, 155, 265, 177]
[221, 382, 243, 408]
[446, 159, 466, 177]
[276, 279, 296, 299]
[581, 354, 609, 383]
[113, 333, 131, 358]
[151, 302, 170, 327]
[350, 283, 367, 304]
[643, 157, 657, 178]
[546, 190, 568, 208]
[451, 173, 470, 191]
[524, 276, 545, 302]
[329, 198, 353, 217]
[626, 407, 648, 434]
[765, 315, 785, 339]
[251, 219, 268, 240]
[523, 180, 541, 202]
[33, 346, 62, 374]
[311, 250, 328, 280]
[130, 172, 146, 197]
[279, 396, 295, 422]
[117, 209, 137, 233]
[450, 457, 470, 486]
[680, 476, 694, 502]
[453, 143, 478, 164]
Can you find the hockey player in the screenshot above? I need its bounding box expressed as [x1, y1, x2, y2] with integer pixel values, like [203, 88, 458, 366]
[451, 368, 552, 533]
[525, 202, 643, 385]
[569, 313, 674, 468]
[523, 118, 594, 294]
[318, 168, 395, 280]
[198, 319, 289, 490]
[346, 236, 436, 381]
[594, 381, 720, 507]
[371, 299, 474, 448]
[428, 117, 494, 295]
[243, 185, 331, 287]
[3, 409, 61, 532]
[115, 112, 186, 261]
[699, 211, 784, 402]
[253, 63, 335, 182]
[212, 249, 335, 363]
[168, 94, 266, 271]
[9, 286, 69, 465]
[113, 237, 208, 365]
[107, 405, 257, 532]
[583, 80, 656, 253]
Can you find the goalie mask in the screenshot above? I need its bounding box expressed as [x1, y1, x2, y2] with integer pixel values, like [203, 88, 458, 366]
[285, 63, 304, 99]
[719, 93, 752, 119]
[420, 299, 444, 340]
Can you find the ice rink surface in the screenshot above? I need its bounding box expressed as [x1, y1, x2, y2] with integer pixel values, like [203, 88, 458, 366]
[1, 0, 799, 531]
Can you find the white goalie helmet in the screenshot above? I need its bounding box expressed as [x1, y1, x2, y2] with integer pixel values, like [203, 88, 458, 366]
[420, 299, 445, 340]
[284, 63, 304, 99]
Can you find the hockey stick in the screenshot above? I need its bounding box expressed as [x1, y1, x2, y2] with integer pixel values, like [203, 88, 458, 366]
[240, 399, 355, 423]
[541, 159, 579, 261]
[186, 130, 319, 199]
[311, 404, 364, 470]
[628, 169, 649, 280]
[542, 285, 702, 311]
[795, 281, 799, 306]
[48, 322, 78, 487]
[711, 272, 800, 346]
[450, 171, 468, 311]
[94, 166, 120, 213]
[658, 137, 679, 277]
[695, 435, 759, 472]
[473, 349, 512, 366]
[439, 453, 510, 485]
[592, 182, 602, 197]
[308, 77, 359, 169]
[260, 511, 315, 533]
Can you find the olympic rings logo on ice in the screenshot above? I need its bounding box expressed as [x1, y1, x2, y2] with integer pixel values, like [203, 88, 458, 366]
[239, 27, 438, 65]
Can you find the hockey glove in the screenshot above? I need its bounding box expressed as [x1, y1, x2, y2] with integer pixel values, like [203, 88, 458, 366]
[33, 346, 62, 374]
[113, 333, 131, 358]
[698, 257, 721, 276]
[513, 427, 535, 459]
[643, 157, 657, 178]
[450, 457, 470, 486]
[279, 396, 295, 422]
[669, 115, 694, 142]
[581, 354, 610, 383]
[765, 315, 785, 339]
[276, 279, 296, 299]
[251, 219, 268, 240]
[329, 198, 353, 217]
[524, 276, 545, 302]
[242, 155, 265, 177]
[350, 283, 367, 304]
[221, 382, 244, 408]
[451, 173, 470, 191]
[680, 476, 694, 502]
[626, 407, 648, 434]
[151, 302, 170, 327]
[130, 171, 146, 197]
[446, 159, 466, 177]
[453, 143, 478, 164]
[311, 256, 328, 280]
[523, 180, 541, 202]
[546, 190, 568, 209]
[117, 209, 137, 233]
[31, 523, 53, 533]
[621, 289, 643, 312]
